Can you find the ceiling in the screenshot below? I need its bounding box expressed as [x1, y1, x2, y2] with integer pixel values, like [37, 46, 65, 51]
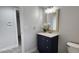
[39, 6, 53, 9]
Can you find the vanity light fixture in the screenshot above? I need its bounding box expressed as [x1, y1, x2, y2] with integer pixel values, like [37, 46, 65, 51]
[45, 7, 58, 14]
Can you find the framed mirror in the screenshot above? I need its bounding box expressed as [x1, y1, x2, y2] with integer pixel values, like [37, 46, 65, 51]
[44, 7, 59, 32]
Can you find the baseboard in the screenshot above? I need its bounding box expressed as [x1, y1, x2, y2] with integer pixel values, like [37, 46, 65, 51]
[24, 48, 37, 53]
[0, 45, 18, 52]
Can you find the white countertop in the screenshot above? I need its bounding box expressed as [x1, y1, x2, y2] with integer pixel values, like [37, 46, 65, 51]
[37, 32, 59, 38]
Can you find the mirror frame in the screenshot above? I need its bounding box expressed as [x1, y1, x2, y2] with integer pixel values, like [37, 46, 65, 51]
[45, 8, 60, 32]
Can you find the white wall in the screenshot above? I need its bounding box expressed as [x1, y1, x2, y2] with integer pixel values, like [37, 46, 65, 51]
[58, 6, 79, 52]
[19, 6, 43, 52]
[0, 7, 18, 51]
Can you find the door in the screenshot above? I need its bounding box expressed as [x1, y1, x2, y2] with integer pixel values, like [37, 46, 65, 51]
[0, 7, 18, 51]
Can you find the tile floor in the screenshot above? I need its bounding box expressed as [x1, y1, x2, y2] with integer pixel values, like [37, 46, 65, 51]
[0, 46, 22, 53]
[0, 46, 39, 53]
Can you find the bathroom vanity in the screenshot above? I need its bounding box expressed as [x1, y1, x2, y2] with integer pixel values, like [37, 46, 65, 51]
[37, 32, 59, 53]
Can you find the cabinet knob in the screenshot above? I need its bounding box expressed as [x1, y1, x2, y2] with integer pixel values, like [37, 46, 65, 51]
[46, 46, 48, 48]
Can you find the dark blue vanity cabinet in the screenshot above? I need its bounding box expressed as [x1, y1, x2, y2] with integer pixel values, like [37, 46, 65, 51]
[37, 34, 58, 53]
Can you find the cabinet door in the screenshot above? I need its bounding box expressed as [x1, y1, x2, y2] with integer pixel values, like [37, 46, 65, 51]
[51, 36, 58, 52]
[37, 35, 55, 53]
[37, 35, 47, 52]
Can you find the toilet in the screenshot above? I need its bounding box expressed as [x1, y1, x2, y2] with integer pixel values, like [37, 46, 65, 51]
[67, 42, 79, 53]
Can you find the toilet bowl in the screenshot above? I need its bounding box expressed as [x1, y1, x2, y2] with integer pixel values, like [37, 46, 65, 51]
[67, 42, 79, 53]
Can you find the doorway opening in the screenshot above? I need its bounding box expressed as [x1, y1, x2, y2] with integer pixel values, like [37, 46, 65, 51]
[16, 10, 21, 46]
